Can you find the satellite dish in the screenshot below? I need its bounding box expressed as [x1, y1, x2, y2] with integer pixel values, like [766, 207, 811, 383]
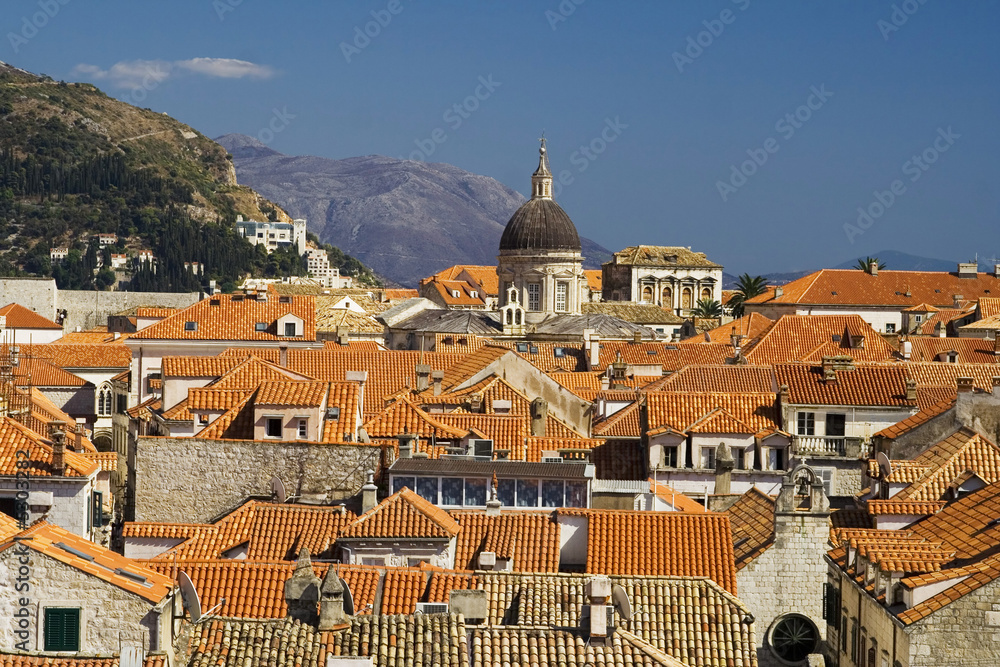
[611, 584, 632, 621]
[340, 577, 355, 615]
[120, 646, 145, 667]
[270, 476, 286, 504]
[178, 571, 203, 622]
[876, 452, 893, 481]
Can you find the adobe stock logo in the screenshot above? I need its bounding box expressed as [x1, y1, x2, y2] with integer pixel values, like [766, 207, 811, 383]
[844, 126, 959, 244]
[716, 85, 833, 202]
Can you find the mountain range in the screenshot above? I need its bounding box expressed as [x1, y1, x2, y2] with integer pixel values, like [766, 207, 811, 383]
[215, 134, 612, 287]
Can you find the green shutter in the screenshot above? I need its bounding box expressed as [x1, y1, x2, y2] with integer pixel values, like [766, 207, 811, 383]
[44, 608, 80, 651]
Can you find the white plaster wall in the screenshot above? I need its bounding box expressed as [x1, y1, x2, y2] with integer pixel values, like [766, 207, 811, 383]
[123, 537, 187, 560]
[557, 514, 588, 567]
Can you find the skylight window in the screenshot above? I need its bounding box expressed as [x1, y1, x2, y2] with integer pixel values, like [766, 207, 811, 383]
[516, 342, 528, 353]
[554, 347, 565, 358]
[255, 322, 268, 332]
[184, 321, 197, 331]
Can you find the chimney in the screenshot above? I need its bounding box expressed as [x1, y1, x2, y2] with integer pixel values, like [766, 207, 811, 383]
[936, 321, 946, 338]
[279, 344, 288, 368]
[336, 326, 349, 346]
[398, 434, 415, 459]
[530, 398, 548, 437]
[956, 377, 974, 394]
[469, 393, 483, 413]
[583, 576, 612, 640]
[905, 378, 917, 402]
[49, 421, 66, 476]
[600, 374, 610, 391]
[632, 330, 642, 344]
[345, 371, 367, 414]
[957, 263, 977, 279]
[610, 351, 628, 389]
[284, 549, 321, 625]
[869, 261, 878, 277]
[714, 442, 734, 495]
[671, 331, 681, 343]
[588, 335, 601, 369]
[953, 294, 964, 308]
[994, 332, 1000, 356]
[318, 568, 348, 629]
[992, 376, 1000, 398]
[74, 423, 84, 453]
[431, 370, 444, 396]
[994, 265, 1000, 278]
[774, 286, 783, 298]
[361, 470, 378, 514]
[415, 364, 431, 391]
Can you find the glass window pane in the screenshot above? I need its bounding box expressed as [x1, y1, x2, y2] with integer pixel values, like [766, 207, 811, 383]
[497, 478, 515, 506]
[392, 476, 415, 494]
[416, 477, 438, 503]
[565, 481, 587, 508]
[441, 478, 463, 506]
[516, 479, 539, 507]
[465, 478, 487, 506]
[542, 480, 564, 507]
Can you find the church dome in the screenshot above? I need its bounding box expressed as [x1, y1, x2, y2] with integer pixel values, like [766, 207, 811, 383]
[499, 138, 581, 252]
[499, 197, 581, 251]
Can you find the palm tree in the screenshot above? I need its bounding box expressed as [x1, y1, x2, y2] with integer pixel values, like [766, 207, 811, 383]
[855, 257, 886, 274]
[729, 273, 768, 318]
[691, 298, 723, 319]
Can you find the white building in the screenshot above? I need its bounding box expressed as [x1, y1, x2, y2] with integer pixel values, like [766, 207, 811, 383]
[306, 247, 352, 288]
[601, 245, 724, 316]
[235, 215, 307, 255]
[49, 247, 68, 264]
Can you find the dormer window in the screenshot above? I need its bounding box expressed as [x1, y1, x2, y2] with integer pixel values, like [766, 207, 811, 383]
[284, 322, 297, 336]
[469, 291, 478, 299]
[184, 321, 197, 331]
[452, 290, 461, 299]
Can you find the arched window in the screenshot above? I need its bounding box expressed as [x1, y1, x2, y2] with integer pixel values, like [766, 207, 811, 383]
[701, 287, 711, 301]
[661, 286, 672, 305]
[505, 310, 512, 325]
[682, 287, 693, 309]
[641, 286, 653, 303]
[97, 384, 112, 417]
[768, 614, 820, 664]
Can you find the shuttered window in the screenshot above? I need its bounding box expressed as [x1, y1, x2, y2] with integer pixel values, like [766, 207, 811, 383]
[44, 607, 80, 651]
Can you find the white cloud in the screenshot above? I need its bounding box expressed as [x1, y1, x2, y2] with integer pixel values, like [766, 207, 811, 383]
[71, 57, 274, 89]
[176, 58, 275, 79]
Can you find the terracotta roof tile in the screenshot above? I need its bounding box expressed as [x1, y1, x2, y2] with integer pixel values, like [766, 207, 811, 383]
[874, 397, 955, 438]
[0, 417, 97, 477]
[0, 655, 167, 667]
[865, 500, 947, 516]
[776, 362, 916, 407]
[645, 392, 781, 435]
[341, 488, 461, 540]
[0, 302, 61, 328]
[658, 365, 777, 393]
[649, 480, 708, 513]
[558, 508, 737, 594]
[131, 293, 317, 341]
[32, 343, 131, 368]
[592, 403, 641, 438]
[451, 511, 561, 572]
[363, 397, 468, 441]
[82, 451, 118, 472]
[742, 314, 896, 364]
[746, 269, 1000, 308]
[3, 522, 172, 602]
[906, 336, 1000, 364]
[724, 488, 775, 569]
[700, 312, 774, 344]
[908, 481, 1000, 560]
[255, 380, 328, 407]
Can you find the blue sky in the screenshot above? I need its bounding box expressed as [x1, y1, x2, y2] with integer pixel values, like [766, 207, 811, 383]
[5, 0, 999, 274]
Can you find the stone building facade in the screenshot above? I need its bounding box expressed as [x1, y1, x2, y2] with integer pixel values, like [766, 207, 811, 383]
[601, 245, 723, 316]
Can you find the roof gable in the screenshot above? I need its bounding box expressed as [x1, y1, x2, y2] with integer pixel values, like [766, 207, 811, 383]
[341, 488, 462, 539]
[0, 303, 61, 329]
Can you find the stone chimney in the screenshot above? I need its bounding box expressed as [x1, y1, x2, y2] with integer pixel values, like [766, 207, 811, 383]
[398, 433, 416, 459]
[583, 576, 612, 640]
[346, 371, 367, 416]
[469, 393, 483, 413]
[956, 377, 974, 394]
[588, 335, 601, 369]
[936, 320, 946, 338]
[279, 344, 288, 368]
[957, 262, 977, 279]
[530, 397, 548, 437]
[336, 326, 349, 346]
[74, 423, 84, 453]
[905, 378, 917, 402]
[994, 265, 1000, 278]
[774, 286, 783, 298]
[869, 261, 879, 277]
[361, 470, 378, 514]
[953, 294, 964, 307]
[993, 333, 1000, 356]
[632, 330, 642, 344]
[610, 352, 628, 389]
[431, 370, 444, 396]
[415, 364, 431, 391]
[49, 421, 66, 476]
[318, 568, 348, 630]
[284, 549, 321, 625]
[714, 442, 734, 495]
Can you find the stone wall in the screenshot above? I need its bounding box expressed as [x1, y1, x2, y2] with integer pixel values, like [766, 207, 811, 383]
[737, 511, 830, 667]
[0, 550, 170, 654]
[133, 436, 380, 523]
[907, 576, 1000, 667]
[0, 278, 57, 318]
[0, 477, 94, 538]
[58, 289, 200, 332]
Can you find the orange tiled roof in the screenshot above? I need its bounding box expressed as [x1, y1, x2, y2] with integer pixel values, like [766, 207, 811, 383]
[649, 480, 707, 513]
[136, 307, 177, 318]
[33, 343, 131, 368]
[185, 388, 253, 413]
[379, 568, 428, 614]
[426, 279, 488, 307]
[901, 361, 1000, 391]
[426, 569, 477, 603]
[0, 417, 97, 477]
[139, 501, 356, 561]
[131, 293, 317, 341]
[743, 314, 896, 364]
[584, 269, 602, 292]
[559, 508, 738, 594]
[0, 512, 20, 542]
[905, 336, 1000, 364]
[645, 392, 780, 435]
[685, 407, 758, 434]
[496, 340, 588, 372]
[865, 500, 947, 516]
[776, 362, 916, 407]
[424, 265, 500, 296]
[909, 482, 1000, 560]
[5, 351, 87, 387]
[0, 302, 61, 328]
[657, 365, 777, 393]
[141, 559, 381, 618]
[874, 398, 955, 439]
[745, 269, 1000, 308]
[451, 511, 561, 572]
[340, 488, 462, 540]
[4, 522, 172, 602]
[82, 451, 118, 472]
[724, 487, 775, 569]
[162, 356, 243, 377]
[916, 307, 974, 335]
[363, 396, 468, 440]
[592, 403, 641, 438]
[255, 380, 328, 407]
[699, 312, 774, 344]
[439, 345, 513, 391]
[885, 428, 1000, 502]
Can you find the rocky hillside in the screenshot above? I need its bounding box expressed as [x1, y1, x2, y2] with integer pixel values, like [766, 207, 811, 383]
[216, 134, 613, 286]
[0, 62, 375, 291]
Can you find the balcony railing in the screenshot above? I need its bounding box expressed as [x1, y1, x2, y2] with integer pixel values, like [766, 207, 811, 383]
[794, 435, 846, 456]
